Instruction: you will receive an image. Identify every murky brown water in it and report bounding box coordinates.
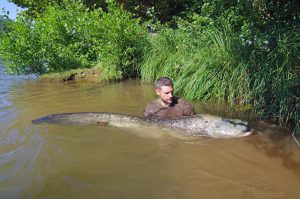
[1,64,300,199]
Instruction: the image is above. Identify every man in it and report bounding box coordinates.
[143,77,195,119]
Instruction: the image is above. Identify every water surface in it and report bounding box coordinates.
[1,64,300,199]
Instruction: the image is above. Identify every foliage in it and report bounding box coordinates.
[0,15,11,34]
[141,1,300,133]
[116,0,196,23]
[9,0,108,18]
[0,0,147,79]
[141,22,252,106]
[1,0,299,133]
[10,0,198,23]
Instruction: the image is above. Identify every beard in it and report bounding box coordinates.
[161,97,173,106]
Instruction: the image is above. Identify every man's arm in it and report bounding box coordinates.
[143,104,153,117]
[182,100,195,116]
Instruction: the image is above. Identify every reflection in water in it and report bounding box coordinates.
[0,127,44,198]
[0,65,300,198]
[246,123,300,178]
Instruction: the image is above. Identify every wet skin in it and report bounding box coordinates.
[156,85,174,107]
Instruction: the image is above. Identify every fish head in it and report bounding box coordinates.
[206,118,252,138]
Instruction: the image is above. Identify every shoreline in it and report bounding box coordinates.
[40,67,103,83]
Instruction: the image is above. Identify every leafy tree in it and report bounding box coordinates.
[117,0,196,22]
[0,15,11,34]
[9,0,107,18]
[0,0,147,78]
[10,0,197,22]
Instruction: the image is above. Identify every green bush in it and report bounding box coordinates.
[0,0,147,79]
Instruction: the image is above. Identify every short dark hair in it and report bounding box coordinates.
[155,77,173,89]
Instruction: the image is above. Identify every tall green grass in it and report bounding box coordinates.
[141,25,252,106]
[140,22,299,134]
[250,27,300,130]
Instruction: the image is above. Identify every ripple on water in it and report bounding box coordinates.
[0,126,44,198]
[1,69,300,198]
[0,65,43,197]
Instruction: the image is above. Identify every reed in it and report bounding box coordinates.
[250,27,300,128]
[141,25,252,106]
[140,23,299,133]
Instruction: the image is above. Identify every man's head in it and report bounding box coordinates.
[155,77,174,106]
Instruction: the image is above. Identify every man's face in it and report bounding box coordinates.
[156,85,173,106]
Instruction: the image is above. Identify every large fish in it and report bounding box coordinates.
[32,112,252,138]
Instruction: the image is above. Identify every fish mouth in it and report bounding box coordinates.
[240,130,253,137]
[244,125,252,133]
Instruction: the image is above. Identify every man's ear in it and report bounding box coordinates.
[155,88,160,95]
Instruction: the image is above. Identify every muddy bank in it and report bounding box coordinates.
[40,67,102,82]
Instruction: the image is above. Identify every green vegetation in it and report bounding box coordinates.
[0,15,11,34]
[141,1,299,134]
[142,25,252,105]
[142,22,299,132]
[0,0,299,133]
[0,0,147,80]
[9,0,196,22]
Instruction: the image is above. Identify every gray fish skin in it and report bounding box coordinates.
[32,112,252,138]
